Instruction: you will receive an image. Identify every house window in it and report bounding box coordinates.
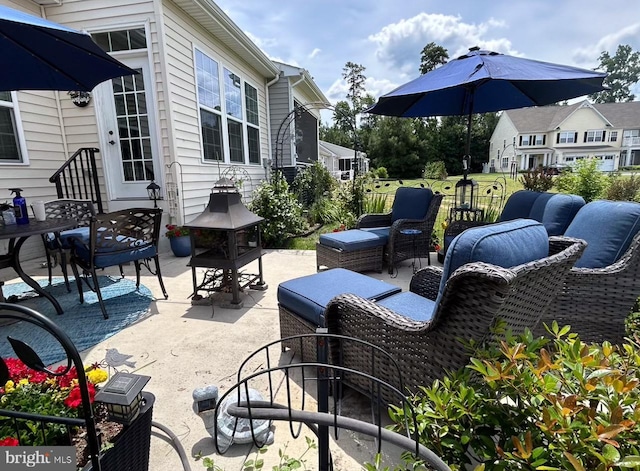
[245,83,260,164]
[0,92,24,163]
[558,131,576,144]
[534,135,545,145]
[195,49,261,164]
[501,157,509,168]
[585,130,605,142]
[92,28,147,52]
[520,135,530,146]
[609,131,618,142]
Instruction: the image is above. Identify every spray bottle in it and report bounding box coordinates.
[10,188,29,225]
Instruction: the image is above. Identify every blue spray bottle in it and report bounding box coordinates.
[10,188,29,225]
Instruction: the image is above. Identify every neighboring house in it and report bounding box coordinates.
[0,0,326,257]
[319,140,369,181]
[489,100,640,173]
[269,61,328,183]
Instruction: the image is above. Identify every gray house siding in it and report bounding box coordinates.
[269,78,293,167]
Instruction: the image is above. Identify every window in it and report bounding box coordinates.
[92,28,146,52]
[195,49,261,164]
[520,135,530,146]
[558,131,576,144]
[609,131,618,142]
[534,135,545,145]
[585,130,605,142]
[501,157,509,168]
[0,92,25,163]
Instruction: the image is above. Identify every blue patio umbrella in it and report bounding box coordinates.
[0,5,136,92]
[367,48,608,159]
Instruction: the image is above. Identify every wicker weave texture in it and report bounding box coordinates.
[535,232,640,344]
[357,194,443,274]
[325,237,586,403]
[316,242,383,273]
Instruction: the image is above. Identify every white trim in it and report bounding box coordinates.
[0,91,29,166]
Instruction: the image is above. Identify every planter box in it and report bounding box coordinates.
[83,392,155,471]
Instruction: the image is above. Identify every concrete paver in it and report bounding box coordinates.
[7,249,430,471]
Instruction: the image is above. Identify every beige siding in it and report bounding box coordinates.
[162,1,272,224]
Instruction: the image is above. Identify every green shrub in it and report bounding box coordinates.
[424,161,448,180]
[390,325,640,470]
[375,166,389,179]
[363,192,388,214]
[308,197,343,225]
[555,158,610,202]
[519,167,554,192]
[605,173,640,202]
[248,175,308,248]
[290,162,337,209]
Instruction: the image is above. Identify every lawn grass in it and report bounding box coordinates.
[288,173,525,250]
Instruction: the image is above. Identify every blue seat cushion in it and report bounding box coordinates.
[498,190,542,222]
[376,291,436,322]
[440,219,549,300]
[45,226,91,249]
[319,229,386,251]
[565,200,640,268]
[74,235,156,268]
[537,193,585,236]
[359,227,390,245]
[390,187,433,223]
[277,268,401,326]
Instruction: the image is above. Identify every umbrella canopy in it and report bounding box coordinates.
[367,48,608,158]
[0,5,136,92]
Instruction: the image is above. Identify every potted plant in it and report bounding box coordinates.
[165,224,191,257]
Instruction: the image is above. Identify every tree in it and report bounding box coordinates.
[590,44,640,103]
[419,42,449,74]
[342,62,367,113]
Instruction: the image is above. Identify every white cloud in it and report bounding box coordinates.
[368,13,520,75]
[308,48,322,59]
[572,22,640,67]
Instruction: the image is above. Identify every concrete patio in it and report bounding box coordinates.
[9,248,428,471]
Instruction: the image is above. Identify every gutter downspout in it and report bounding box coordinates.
[265,72,281,165]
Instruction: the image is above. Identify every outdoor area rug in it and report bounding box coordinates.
[0,276,154,366]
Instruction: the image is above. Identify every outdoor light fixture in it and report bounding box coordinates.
[146,180,161,208]
[95,372,151,425]
[68,90,92,107]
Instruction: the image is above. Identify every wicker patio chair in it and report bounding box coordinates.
[325,221,586,404]
[357,187,443,274]
[69,207,168,319]
[41,199,97,291]
[534,200,640,344]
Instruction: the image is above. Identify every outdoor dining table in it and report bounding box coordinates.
[0,218,76,315]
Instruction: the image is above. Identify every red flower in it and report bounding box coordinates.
[64,383,95,409]
[0,437,19,446]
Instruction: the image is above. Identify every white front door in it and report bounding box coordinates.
[95,56,161,208]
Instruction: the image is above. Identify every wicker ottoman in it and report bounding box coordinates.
[316,229,386,273]
[278,268,400,360]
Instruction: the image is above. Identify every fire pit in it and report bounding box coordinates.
[185,178,267,309]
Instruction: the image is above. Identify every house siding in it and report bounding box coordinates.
[161,0,272,223]
[269,78,293,167]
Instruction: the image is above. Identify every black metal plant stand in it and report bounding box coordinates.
[0,303,102,470]
[213,331,451,471]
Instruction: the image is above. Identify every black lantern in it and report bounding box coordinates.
[455,176,479,211]
[146,181,161,208]
[95,372,151,425]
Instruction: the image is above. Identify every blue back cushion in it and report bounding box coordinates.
[390,187,433,223]
[565,200,640,268]
[438,219,549,301]
[539,194,585,236]
[499,191,542,222]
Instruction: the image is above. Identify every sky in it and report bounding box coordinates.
[215,0,640,117]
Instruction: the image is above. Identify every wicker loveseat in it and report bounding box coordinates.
[357,187,443,273]
[442,190,585,257]
[535,200,640,344]
[325,219,586,403]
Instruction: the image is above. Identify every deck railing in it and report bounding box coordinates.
[49,147,104,214]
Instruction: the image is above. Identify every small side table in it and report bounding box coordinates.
[400,228,422,274]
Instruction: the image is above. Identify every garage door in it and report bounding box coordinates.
[600,155,615,171]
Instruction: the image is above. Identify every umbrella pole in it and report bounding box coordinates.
[463,111,472,180]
